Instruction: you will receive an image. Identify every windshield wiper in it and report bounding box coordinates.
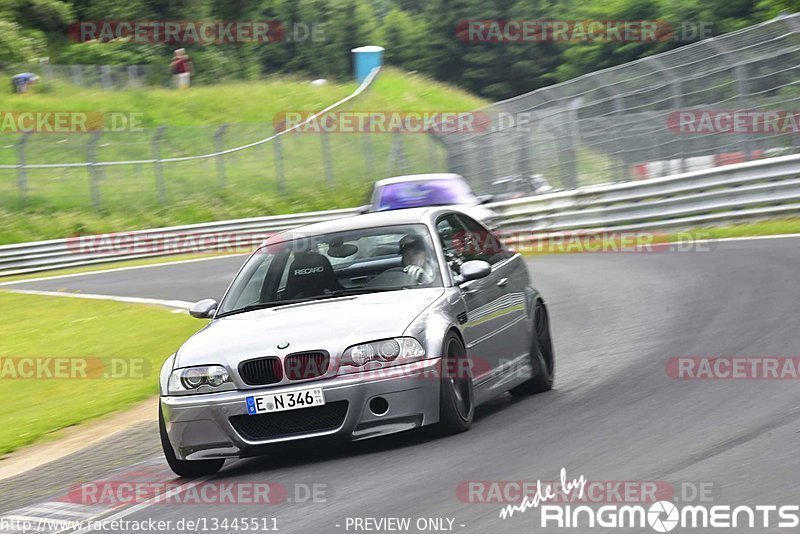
[330,287,395,296]
[216,298,321,317]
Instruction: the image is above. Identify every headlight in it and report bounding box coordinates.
[168,365,232,394]
[339,337,425,374]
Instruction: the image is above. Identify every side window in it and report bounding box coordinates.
[436,215,468,275]
[454,214,513,265]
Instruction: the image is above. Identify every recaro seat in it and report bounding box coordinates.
[283,252,344,299]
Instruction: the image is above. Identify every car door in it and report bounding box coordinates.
[453,214,531,385]
[435,214,506,389]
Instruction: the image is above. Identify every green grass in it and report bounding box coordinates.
[0,69,487,244]
[679,218,800,239]
[0,291,203,455]
[0,75,357,128]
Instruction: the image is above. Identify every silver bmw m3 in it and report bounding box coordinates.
[159,207,554,477]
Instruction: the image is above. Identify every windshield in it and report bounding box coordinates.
[217,224,442,317]
[376,178,478,211]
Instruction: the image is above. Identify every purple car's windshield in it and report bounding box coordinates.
[376,178,477,211]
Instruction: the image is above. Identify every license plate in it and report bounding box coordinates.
[246,387,325,415]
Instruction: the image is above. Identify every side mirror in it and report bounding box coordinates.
[189,298,218,319]
[454,260,492,285]
[357,204,372,214]
[477,194,494,205]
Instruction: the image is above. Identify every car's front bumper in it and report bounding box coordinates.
[161,358,441,460]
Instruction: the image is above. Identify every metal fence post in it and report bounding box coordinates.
[708,40,754,161]
[647,57,688,173]
[515,125,530,177]
[362,132,374,174]
[273,127,286,194]
[428,134,438,171]
[478,135,494,189]
[321,131,334,184]
[388,131,409,175]
[214,124,229,188]
[15,133,31,202]
[444,138,459,175]
[152,126,167,204]
[100,65,113,90]
[43,63,54,84]
[528,111,544,178]
[128,65,139,88]
[87,132,103,211]
[70,65,83,86]
[598,83,628,183]
[566,98,582,188]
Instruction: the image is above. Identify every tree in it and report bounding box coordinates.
[0,18,46,62]
[4,0,73,32]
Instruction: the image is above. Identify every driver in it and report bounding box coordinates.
[399,234,434,283]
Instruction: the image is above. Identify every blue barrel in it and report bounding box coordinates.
[352,46,385,83]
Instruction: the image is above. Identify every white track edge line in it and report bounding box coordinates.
[0,254,248,287]
[6,289,194,310]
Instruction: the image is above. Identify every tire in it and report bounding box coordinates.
[159,406,224,478]
[510,300,555,396]
[436,332,474,434]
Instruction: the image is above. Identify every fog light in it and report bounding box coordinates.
[369,396,389,416]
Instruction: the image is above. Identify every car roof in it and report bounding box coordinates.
[373,173,466,187]
[262,207,457,246]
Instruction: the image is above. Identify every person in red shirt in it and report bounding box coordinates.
[170,49,193,89]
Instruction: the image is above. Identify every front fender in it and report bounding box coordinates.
[525,285,544,326]
[159,354,177,396]
[403,288,464,360]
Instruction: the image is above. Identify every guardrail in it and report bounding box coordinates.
[1,154,799,277]
[0,208,359,277]
[492,153,800,235]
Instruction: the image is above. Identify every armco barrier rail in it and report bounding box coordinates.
[493,153,800,234]
[1,154,799,277]
[0,208,359,277]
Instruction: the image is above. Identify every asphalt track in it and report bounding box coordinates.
[3,237,800,533]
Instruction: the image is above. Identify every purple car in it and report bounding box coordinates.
[365,174,498,228]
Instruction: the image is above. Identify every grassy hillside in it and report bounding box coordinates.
[0,68,487,244]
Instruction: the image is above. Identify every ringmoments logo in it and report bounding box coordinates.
[498,469,798,531]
